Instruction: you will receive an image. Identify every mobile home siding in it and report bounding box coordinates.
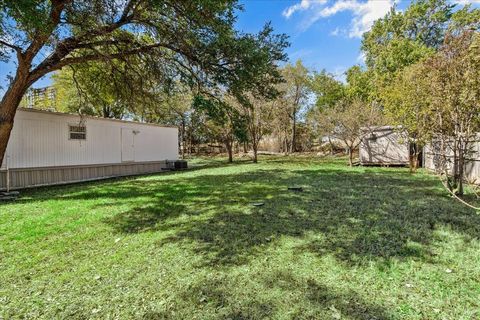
[0,108,178,190]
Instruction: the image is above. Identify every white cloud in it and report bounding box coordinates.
[356,52,366,64]
[330,27,341,36]
[348,1,394,38]
[284,0,395,38]
[289,48,314,61]
[332,66,347,83]
[282,0,327,19]
[451,0,480,5]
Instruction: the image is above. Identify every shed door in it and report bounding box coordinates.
[121,128,135,162]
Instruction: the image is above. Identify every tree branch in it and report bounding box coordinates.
[28,43,169,85]
[0,40,22,53]
[23,0,71,61]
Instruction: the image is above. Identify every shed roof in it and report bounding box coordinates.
[360,125,403,132]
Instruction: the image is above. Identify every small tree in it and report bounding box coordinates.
[193,95,248,163]
[426,31,480,195]
[319,99,383,166]
[234,94,275,163]
[382,61,433,172]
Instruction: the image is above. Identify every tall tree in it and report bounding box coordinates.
[361,0,479,91]
[0,0,287,166]
[307,70,346,154]
[280,60,310,153]
[361,0,454,78]
[237,93,275,163]
[309,70,345,110]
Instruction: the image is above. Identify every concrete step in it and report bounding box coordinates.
[0,191,20,197]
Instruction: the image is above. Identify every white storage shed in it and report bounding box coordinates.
[0,108,178,190]
[359,126,410,166]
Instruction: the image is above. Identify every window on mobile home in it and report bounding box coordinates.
[69,125,86,140]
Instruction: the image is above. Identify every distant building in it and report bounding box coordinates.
[21,86,57,110]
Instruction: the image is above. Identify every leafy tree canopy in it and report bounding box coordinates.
[309,70,345,110]
[361,0,479,78]
[0,0,289,165]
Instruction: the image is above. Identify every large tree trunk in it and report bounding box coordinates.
[290,111,296,153]
[457,140,465,196]
[0,66,31,166]
[225,139,233,163]
[252,140,258,163]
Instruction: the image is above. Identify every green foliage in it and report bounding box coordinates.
[345,65,375,102]
[381,61,432,147]
[309,70,345,110]
[281,60,310,105]
[425,31,480,137]
[277,60,311,152]
[0,0,288,112]
[0,0,52,34]
[1,156,480,318]
[53,64,128,118]
[361,0,480,91]
[358,0,480,177]
[193,95,248,145]
[450,4,480,33]
[362,0,454,75]
[382,30,480,185]
[193,96,230,126]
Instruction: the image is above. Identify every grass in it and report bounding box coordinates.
[1,155,480,319]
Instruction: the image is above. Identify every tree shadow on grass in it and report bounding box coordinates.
[13,157,477,266]
[92,163,480,267]
[145,271,393,319]
[144,272,393,320]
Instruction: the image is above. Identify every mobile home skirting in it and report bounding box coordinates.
[0,161,168,190]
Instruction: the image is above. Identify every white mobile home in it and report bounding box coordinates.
[359,126,410,166]
[0,108,178,190]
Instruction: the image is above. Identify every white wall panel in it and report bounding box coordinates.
[1,109,178,169]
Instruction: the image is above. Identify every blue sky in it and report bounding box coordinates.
[0,0,478,92]
[235,0,478,81]
[235,0,398,80]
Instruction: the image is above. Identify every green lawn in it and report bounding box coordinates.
[1,156,480,319]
